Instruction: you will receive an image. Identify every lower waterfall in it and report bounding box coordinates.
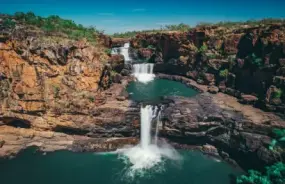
[116,105,181,177]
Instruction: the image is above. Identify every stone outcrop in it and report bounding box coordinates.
[160,93,285,170]
[131,23,285,113]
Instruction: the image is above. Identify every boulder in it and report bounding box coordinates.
[266,85,283,105]
[273,76,285,87]
[239,94,258,104]
[208,85,219,94]
[207,59,228,71]
[203,73,215,84]
[279,58,285,67]
[138,48,153,59]
[116,96,126,101]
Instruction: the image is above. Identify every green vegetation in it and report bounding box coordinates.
[9,12,102,43]
[207,54,218,59]
[219,69,229,78]
[52,85,60,98]
[88,96,95,103]
[147,45,156,50]
[236,162,285,184]
[237,129,285,184]
[2,18,16,28]
[272,89,283,99]
[104,48,112,55]
[112,29,162,38]
[112,23,191,38]
[251,53,263,67]
[269,128,285,151]
[110,70,118,77]
[164,23,191,32]
[198,18,285,28]
[111,18,285,38]
[198,44,208,53]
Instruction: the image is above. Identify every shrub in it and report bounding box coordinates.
[251,53,263,67]
[110,70,117,77]
[272,89,283,99]
[269,128,285,151]
[105,48,112,55]
[236,162,285,184]
[11,12,100,43]
[3,18,16,28]
[164,23,191,32]
[208,54,218,59]
[88,96,95,103]
[219,69,229,78]
[198,44,208,53]
[147,45,155,50]
[52,85,60,98]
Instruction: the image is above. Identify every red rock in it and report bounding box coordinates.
[138,48,153,59]
[208,85,219,94]
[240,94,258,104]
[203,73,215,84]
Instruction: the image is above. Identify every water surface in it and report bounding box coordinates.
[0,148,242,184]
[127,79,198,101]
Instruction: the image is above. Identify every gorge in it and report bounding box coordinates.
[0,12,285,184]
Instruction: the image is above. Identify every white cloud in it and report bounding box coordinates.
[132,8,146,12]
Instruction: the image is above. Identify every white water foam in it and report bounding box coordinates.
[116,105,181,178]
[132,63,155,83]
[111,43,131,62]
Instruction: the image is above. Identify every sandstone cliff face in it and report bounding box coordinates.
[131,24,285,114]
[0,24,137,156]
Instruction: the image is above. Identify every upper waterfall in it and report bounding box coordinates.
[133,63,155,83]
[111,42,131,63]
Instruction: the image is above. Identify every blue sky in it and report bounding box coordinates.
[1,0,285,34]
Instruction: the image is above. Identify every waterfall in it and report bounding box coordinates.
[140,106,153,149]
[154,106,163,145]
[132,63,155,83]
[111,43,131,63]
[116,105,181,175]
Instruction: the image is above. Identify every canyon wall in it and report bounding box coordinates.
[0,21,137,156]
[131,24,285,114]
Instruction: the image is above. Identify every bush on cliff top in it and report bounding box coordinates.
[10,12,102,43]
[112,23,191,38]
[2,18,16,28]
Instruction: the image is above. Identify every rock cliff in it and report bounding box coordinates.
[131,23,285,114]
[0,15,137,157]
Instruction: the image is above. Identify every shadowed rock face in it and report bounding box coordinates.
[159,94,285,170]
[131,24,285,113]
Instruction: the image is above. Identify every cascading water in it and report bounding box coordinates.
[116,105,181,177]
[115,42,180,178]
[132,63,155,83]
[111,43,131,63]
[154,106,163,145]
